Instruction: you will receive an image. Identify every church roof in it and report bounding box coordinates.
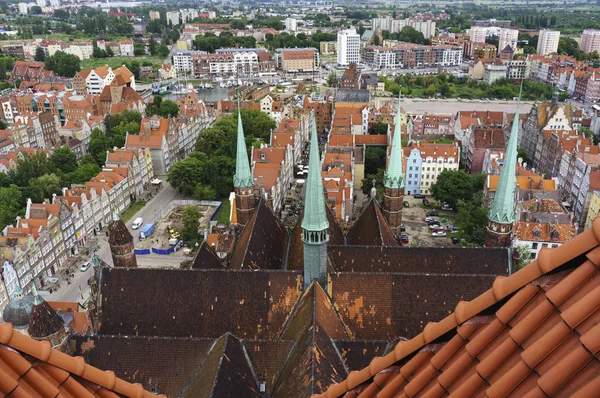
[346,200,398,246]
[317,216,600,398]
[233,109,253,188]
[191,241,225,269]
[488,101,521,224]
[27,294,65,338]
[302,112,329,233]
[230,200,288,270]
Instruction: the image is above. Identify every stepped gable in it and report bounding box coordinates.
[334,340,390,371]
[347,200,398,246]
[191,241,225,269]
[328,246,510,274]
[0,323,161,397]
[75,335,215,397]
[243,340,295,393]
[230,200,288,270]
[288,207,345,271]
[273,282,350,397]
[331,272,496,340]
[181,333,259,398]
[27,295,64,339]
[99,268,303,340]
[317,217,600,398]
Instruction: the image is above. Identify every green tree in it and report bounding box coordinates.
[67,163,101,185]
[517,147,530,165]
[27,173,62,203]
[327,72,336,87]
[158,99,180,118]
[431,170,481,210]
[49,147,78,174]
[167,157,206,196]
[34,47,45,62]
[369,122,388,135]
[180,205,202,245]
[0,185,25,231]
[193,184,217,201]
[44,51,80,77]
[88,128,112,165]
[365,146,387,175]
[9,151,55,187]
[148,37,158,56]
[515,244,533,269]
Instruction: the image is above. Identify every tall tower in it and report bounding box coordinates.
[485,98,521,247]
[383,93,405,235]
[302,112,329,290]
[108,209,137,267]
[233,107,255,226]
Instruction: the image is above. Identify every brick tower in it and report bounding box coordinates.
[108,209,137,267]
[383,93,405,235]
[485,96,521,247]
[233,106,255,226]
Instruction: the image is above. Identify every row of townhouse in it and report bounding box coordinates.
[403,141,460,196]
[190,51,276,77]
[558,151,600,227]
[125,92,215,174]
[15,39,138,61]
[361,44,463,69]
[0,147,154,303]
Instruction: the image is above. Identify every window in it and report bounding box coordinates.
[532,243,539,250]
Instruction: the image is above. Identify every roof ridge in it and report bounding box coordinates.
[315,216,600,397]
[0,323,163,398]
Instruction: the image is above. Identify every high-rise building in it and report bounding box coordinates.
[581,29,600,54]
[149,11,161,21]
[337,29,360,66]
[537,29,560,56]
[469,26,488,44]
[284,17,297,32]
[498,28,519,56]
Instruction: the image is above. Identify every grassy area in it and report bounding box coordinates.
[214,198,231,225]
[80,56,165,70]
[121,201,145,222]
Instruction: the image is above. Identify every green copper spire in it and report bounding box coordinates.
[384,92,405,189]
[302,112,329,232]
[233,106,253,188]
[488,90,521,224]
[112,207,120,222]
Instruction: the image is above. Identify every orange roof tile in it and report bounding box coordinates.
[0,322,163,397]
[271,132,295,148]
[253,162,281,189]
[316,216,600,398]
[126,134,163,149]
[488,174,556,191]
[513,222,576,242]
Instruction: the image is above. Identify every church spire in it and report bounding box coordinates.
[302,112,329,290]
[233,106,253,188]
[485,84,522,247]
[384,92,405,189]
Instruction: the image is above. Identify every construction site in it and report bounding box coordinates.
[136,204,217,249]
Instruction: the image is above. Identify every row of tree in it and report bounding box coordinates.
[194,32,257,53]
[167,110,276,200]
[264,31,337,51]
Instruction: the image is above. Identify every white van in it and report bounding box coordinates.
[132,217,143,229]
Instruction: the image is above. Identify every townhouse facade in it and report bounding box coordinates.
[361,44,462,69]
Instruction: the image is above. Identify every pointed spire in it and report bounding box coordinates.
[302,112,329,232]
[112,207,120,222]
[488,84,522,224]
[233,104,253,188]
[384,91,405,189]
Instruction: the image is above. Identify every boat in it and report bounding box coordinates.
[220,82,226,88]
[226,81,233,87]
[198,83,205,89]
[205,83,213,89]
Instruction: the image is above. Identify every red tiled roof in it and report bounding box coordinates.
[0,322,163,397]
[316,217,600,398]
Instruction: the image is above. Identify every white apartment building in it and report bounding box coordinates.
[285,17,297,32]
[469,26,488,44]
[85,68,115,95]
[119,40,134,57]
[17,2,29,15]
[537,30,560,56]
[581,30,600,54]
[374,17,436,38]
[405,142,460,195]
[498,28,519,55]
[66,42,93,60]
[337,29,360,66]
[180,9,198,23]
[173,51,206,73]
[166,11,180,26]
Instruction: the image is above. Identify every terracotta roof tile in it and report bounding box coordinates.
[346,201,398,247]
[315,216,600,398]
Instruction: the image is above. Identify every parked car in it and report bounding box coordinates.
[413,194,424,199]
[403,201,409,207]
[400,234,409,244]
[451,237,460,244]
[432,231,447,237]
[429,224,441,229]
[425,217,437,222]
[426,211,438,216]
[400,224,406,232]
[80,261,91,272]
[132,217,143,229]
[423,199,430,206]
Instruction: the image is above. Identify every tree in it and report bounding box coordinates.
[50,147,78,174]
[327,72,336,87]
[365,146,386,175]
[67,162,101,185]
[44,51,80,77]
[0,185,25,231]
[193,184,216,201]
[431,170,481,210]
[517,147,530,165]
[27,173,62,203]
[9,151,55,187]
[167,157,206,196]
[180,205,202,245]
[369,122,388,135]
[34,46,45,62]
[29,5,42,14]
[88,128,112,165]
[148,37,158,56]
[106,46,114,57]
[373,35,380,46]
[515,244,533,269]
[134,43,145,56]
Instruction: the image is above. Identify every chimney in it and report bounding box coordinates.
[529,178,534,190]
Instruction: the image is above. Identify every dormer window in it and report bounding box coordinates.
[533,229,542,238]
[550,230,560,239]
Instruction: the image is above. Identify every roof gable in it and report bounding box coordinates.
[347,201,398,247]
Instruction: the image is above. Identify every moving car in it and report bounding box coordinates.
[432,231,447,237]
[80,261,91,272]
[132,217,143,229]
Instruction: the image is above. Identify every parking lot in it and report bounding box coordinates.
[401,195,458,247]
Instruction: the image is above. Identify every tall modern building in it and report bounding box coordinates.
[498,28,519,56]
[337,29,360,66]
[581,29,600,54]
[469,26,488,44]
[537,30,561,56]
